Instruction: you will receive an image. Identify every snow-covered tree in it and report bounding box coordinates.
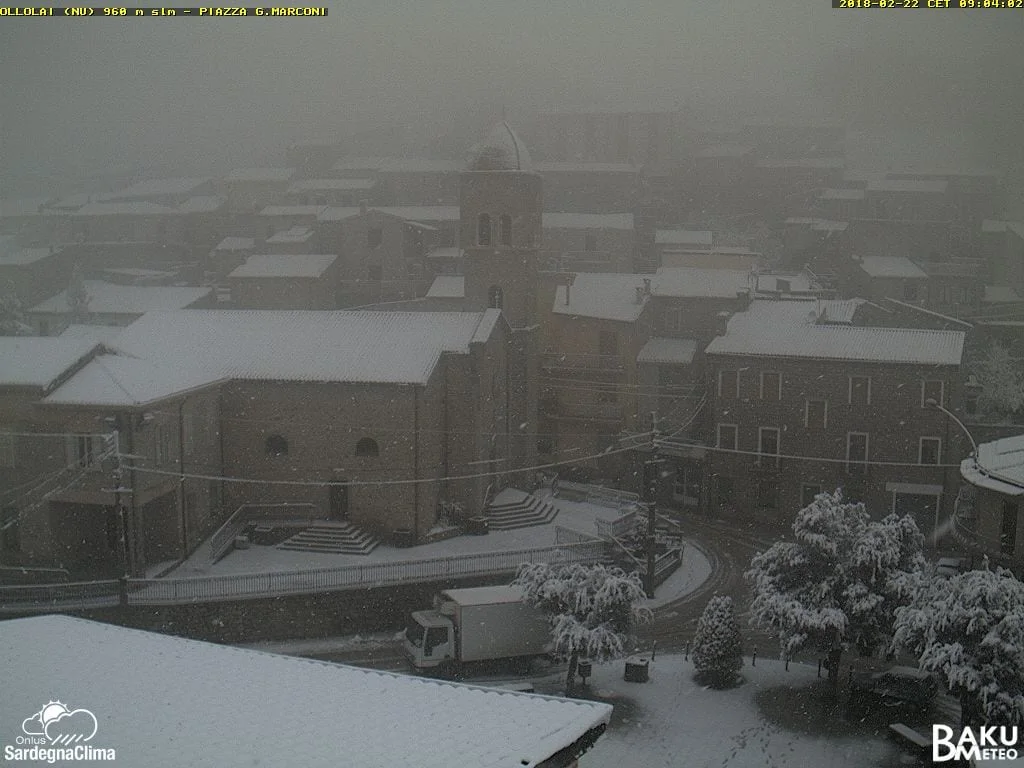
[67,264,90,322]
[745,489,926,682]
[0,291,31,336]
[892,567,1024,727]
[973,341,1024,419]
[513,562,652,693]
[692,595,743,688]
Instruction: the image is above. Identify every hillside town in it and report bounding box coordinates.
[3,6,1024,767]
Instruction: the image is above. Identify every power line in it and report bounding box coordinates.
[127,439,648,488]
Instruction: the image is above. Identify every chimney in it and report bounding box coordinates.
[715,310,732,337]
[564,284,571,306]
[635,286,644,304]
[642,277,652,295]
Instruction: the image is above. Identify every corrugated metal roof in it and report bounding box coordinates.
[553,273,649,322]
[0,615,611,768]
[44,354,223,407]
[30,282,210,315]
[961,435,1024,496]
[0,338,98,388]
[705,300,965,365]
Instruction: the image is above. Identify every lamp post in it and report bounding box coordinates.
[925,398,978,456]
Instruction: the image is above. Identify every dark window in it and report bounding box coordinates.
[903,282,919,301]
[1001,501,1018,556]
[487,286,503,310]
[719,370,739,399]
[477,213,491,246]
[850,376,870,406]
[847,432,868,474]
[758,478,778,509]
[801,484,821,508]
[717,424,737,451]
[424,627,449,656]
[922,380,944,408]
[758,427,780,466]
[760,372,780,401]
[805,400,827,429]
[265,434,288,457]
[598,331,617,357]
[584,233,598,252]
[355,437,380,457]
[499,214,512,246]
[919,437,941,465]
[367,226,383,249]
[367,265,382,281]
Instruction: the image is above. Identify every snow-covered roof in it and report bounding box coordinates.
[259,205,328,217]
[103,177,210,200]
[426,275,465,298]
[228,254,337,279]
[984,285,1022,303]
[756,273,815,293]
[177,195,225,213]
[380,158,461,173]
[961,435,1024,496]
[757,157,844,170]
[652,267,752,299]
[0,615,612,768]
[857,256,928,279]
[265,226,315,244]
[819,188,865,201]
[553,273,650,322]
[286,178,376,192]
[655,229,712,247]
[30,282,211,315]
[543,213,634,231]
[705,300,965,365]
[223,167,296,183]
[536,162,639,173]
[637,337,697,365]
[818,298,867,324]
[0,338,98,389]
[214,236,255,251]
[59,324,124,345]
[867,179,948,194]
[44,354,224,407]
[468,122,533,172]
[72,201,177,216]
[319,206,460,223]
[110,309,503,385]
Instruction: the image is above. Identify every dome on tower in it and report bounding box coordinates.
[467,121,533,172]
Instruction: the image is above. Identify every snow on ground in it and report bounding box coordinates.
[171,492,708,581]
[532,656,902,768]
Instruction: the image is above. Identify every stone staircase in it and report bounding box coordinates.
[484,490,559,531]
[275,522,380,555]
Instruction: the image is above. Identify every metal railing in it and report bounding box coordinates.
[595,509,639,540]
[556,480,640,510]
[127,540,608,605]
[0,579,121,612]
[208,503,320,563]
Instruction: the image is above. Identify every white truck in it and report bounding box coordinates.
[403,585,552,674]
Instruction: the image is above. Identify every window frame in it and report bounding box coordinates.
[265,433,289,458]
[499,214,512,246]
[477,213,492,246]
[804,399,827,429]
[919,436,942,465]
[757,426,780,467]
[921,379,945,409]
[355,437,380,458]
[849,375,871,406]
[0,430,15,468]
[717,423,738,451]
[846,431,869,474]
[760,371,781,401]
[718,369,739,400]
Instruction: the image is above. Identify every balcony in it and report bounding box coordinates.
[541,351,624,374]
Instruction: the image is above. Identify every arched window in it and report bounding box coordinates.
[355,437,380,457]
[499,214,512,246]
[488,286,504,310]
[265,434,288,457]
[477,213,491,246]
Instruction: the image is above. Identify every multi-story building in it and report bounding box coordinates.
[702,298,968,536]
[541,212,636,273]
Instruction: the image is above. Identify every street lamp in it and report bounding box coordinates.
[925,398,978,456]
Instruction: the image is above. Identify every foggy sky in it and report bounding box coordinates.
[2,1,1022,196]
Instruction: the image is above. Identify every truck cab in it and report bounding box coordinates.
[404,610,454,670]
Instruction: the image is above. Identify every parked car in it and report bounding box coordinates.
[850,666,939,712]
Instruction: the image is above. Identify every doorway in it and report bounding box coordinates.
[329,482,349,520]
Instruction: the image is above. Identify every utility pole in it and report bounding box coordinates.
[643,411,660,599]
[102,428,132,602]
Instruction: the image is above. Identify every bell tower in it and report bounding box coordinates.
[461,122,541,471]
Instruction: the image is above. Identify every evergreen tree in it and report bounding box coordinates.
[692,595,743,688]
[0,291,31,336]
